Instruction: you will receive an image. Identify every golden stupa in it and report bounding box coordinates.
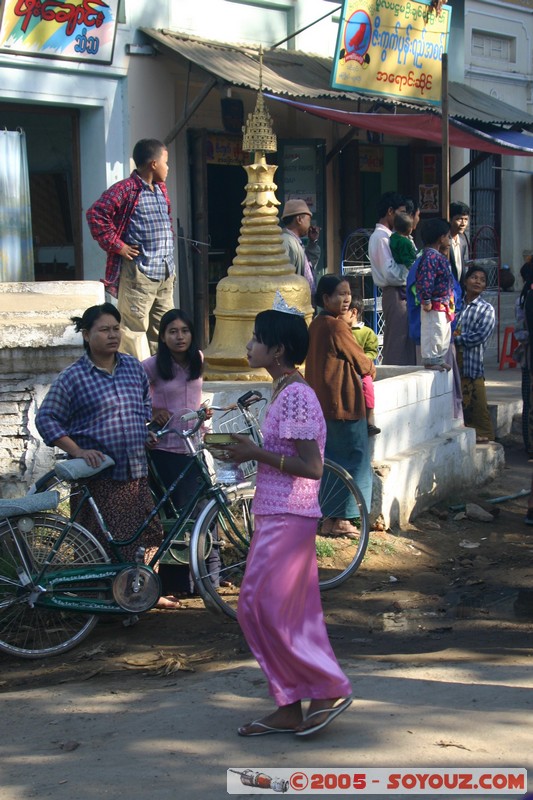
[203,51,312,380]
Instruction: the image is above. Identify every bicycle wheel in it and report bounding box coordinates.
[190,487,255,620]
[0,513,109,659]
[316,459,369,590]
[191,462,369,618]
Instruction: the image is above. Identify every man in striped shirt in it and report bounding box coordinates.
[87,139,176,360]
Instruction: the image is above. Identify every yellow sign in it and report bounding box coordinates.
[331,0,452,105]
[206,134,244,166]
[0,0,119,63]
[359,145,384,171]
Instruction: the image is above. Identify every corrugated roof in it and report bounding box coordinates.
[447,82,533,125]
[140,29,533,126]
[139,29,422,109]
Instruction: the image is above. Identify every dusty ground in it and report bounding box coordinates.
[1,441,533,691]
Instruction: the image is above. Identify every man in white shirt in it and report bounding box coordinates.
[368,191,416,365]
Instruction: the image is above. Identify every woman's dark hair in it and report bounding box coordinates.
[421,218,450,247]
[254,310,309,367]
[464,265,487,284]
[71,303,121,352]
[519,261,533,308]
[315,274,347,308]
[156,309,202,381]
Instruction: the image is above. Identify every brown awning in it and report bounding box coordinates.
[140,28,533,126]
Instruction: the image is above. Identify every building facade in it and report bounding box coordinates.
[1,0,532,339]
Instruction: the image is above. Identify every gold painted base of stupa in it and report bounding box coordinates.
[203,155,313,381]
[203,272,311,380]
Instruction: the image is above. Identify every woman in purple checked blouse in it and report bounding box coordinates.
[36,303,164,572]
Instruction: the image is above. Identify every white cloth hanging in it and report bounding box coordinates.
[0,129,34,282]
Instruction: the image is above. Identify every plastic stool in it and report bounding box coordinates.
[499,326,519,370]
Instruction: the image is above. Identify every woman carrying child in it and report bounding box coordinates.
[343,276,380,436]
[220,295,352,737]
[306,275,375,536]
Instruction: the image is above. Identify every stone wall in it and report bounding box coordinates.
[0,281,104,498]
[0,282,504,524]
[0,352,505,524]
[0,346,84,498]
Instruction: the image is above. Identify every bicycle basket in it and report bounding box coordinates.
[210,407,261,483]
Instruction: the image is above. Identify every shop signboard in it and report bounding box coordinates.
[0,0,119,63]
[206,133,244,166]
[331,0,452,105]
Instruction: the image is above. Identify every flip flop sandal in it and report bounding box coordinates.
[238,720,297,737]
[295,696,353,737]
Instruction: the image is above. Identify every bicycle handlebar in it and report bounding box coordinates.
[154,390,264,441]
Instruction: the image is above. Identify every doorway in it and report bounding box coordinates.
[189,129,247,346]
[0,104,82,281]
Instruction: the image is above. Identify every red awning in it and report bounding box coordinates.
[267,95,533,156]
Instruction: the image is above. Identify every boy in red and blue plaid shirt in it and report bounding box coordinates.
[87,139,175,361]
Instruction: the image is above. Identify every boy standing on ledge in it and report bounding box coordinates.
[87,139,176,361]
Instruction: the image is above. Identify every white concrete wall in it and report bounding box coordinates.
[464,0,533,270]
[172,0,340,55]
[0,320,502,526]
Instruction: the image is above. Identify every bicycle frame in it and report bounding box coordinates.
[28,394,264,617]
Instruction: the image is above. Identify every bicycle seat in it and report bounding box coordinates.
[55,455,115,482]
[0,490,59,518]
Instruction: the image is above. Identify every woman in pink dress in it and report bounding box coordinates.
[221,303,352,737]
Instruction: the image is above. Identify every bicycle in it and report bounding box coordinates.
[141,399,370,616]
[1,392,263,658]
[1,394,368,657]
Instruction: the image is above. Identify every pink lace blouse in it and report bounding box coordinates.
[252,383,326,517]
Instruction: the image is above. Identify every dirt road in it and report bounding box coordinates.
[1,442,532,799]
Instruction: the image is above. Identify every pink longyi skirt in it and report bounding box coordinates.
[237,513,352,707]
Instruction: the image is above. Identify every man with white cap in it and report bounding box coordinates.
[280,199,321,294]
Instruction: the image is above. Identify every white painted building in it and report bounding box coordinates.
[462,0,533,268]
[1,0,532,334]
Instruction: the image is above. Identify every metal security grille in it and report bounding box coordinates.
[469,151,501,288]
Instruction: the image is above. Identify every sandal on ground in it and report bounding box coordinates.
[238,720,297,737]
[295,697,353,737]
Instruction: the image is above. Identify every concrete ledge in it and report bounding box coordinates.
[0,282,104,349]
[203,380,505,528]
[373,431,504,527]
[490,399,522,440]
